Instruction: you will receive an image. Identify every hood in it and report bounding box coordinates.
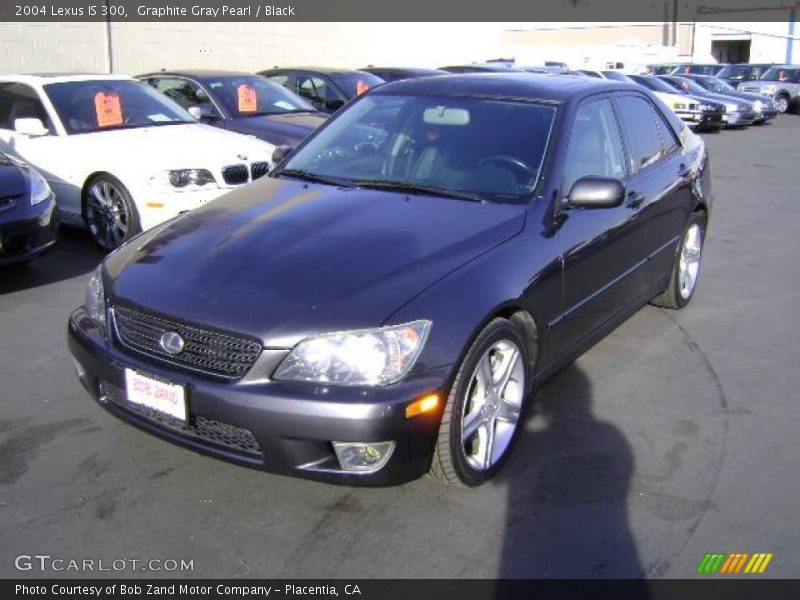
[721,90,774,105]
[653,91,697,108]
[70,123,273,170]
[105,178,526,345]
[0,155,27,199]
[225,111,328,146]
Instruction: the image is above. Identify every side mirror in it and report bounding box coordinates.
[272,145,294,165]
[566,176,625,209]
[14,118,49,137]
[324,98,345,111]
[187,105,215,121]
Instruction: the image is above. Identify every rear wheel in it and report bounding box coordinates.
[651,211,707,309]
[83,174,140,251]
[430,318,530,487]
[774,94,790,114]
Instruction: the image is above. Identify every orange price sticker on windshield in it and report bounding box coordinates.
[355,80,370,95]
[94,91,123,127]
[237,84,257,112]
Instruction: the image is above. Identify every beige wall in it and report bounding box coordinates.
[0,22,108,72]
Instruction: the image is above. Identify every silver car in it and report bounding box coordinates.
[738,65,800,113]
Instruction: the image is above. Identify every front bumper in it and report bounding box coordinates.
[754,109,779,122]
[686,110,725,130]
[723,111,757,126]
[136,186,237,232]
[67,308,449,486]
[0,194,58,266]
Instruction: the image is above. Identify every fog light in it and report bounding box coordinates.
[332,441,395,472]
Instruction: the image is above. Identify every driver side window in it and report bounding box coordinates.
[148,77,215,114]
[0,83,53,133]
[563,98,626,194]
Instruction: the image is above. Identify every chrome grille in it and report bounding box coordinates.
[250,161,270,180]
[112,306,262,379]
[222,164,249,185]
[99,381,262,457]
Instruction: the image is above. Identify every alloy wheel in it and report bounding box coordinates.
[460,339,525,471]
[86,180,130,249]
[678,223,703,300]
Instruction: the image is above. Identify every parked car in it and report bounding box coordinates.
[681,74,778,123]
[658,75,757,126]
[628,74,725,131]
[69,74,711,487]
[716,63,773,86]
[646,64,682,75]
[671,64,726,76]
[439,64,528,73]
[0,74,274,250]
[577,69,605,78]
[361,67,447,82]
[736,64,800,113]
[137,70,328,147]
[0,153,58,266]
[259,67,384,114]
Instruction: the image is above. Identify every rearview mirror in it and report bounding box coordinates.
[272,145,294,165]
[187,105,215,120]
[14,118,49,137]
[566,177,625,209]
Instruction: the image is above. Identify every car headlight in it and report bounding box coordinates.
[673,102,687,110]
[149,169,217,189]
[753,99,763,111]
[85,266,106,329]
[274,320,432,386]
[725,102,740,113]
[29,167,52,205]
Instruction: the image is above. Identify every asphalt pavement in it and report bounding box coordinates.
[1,116,799,579]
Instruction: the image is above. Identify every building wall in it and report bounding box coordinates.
[0,22,108,72]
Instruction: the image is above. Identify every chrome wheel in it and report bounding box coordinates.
[86,180,131,249]
[775,96,789,113]
[460,339,525,471]
[678,223,703,300]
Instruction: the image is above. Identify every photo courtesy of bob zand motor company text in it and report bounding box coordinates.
[1,0,799,598]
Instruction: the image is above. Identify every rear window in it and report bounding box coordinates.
[616,96,666,171]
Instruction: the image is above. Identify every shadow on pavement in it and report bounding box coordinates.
[495,363,649,589]
[0,227,104,294]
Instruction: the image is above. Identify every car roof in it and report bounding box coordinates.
[363,67,446,75]
[0,73,134,85]
[372,73,636,103]
[261,67,369,75]
[137,69,259,79]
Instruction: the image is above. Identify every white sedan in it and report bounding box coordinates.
[0,74,275,249]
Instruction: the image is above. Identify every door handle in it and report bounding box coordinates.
[626,191,644,209]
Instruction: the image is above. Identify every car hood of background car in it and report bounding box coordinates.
[0,154,27,199]
[105,177,526,345]
[67,123,273,171]
[226,111,328,146]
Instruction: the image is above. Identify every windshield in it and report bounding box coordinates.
[703,78,735,93]
[44,80,194,134]
[718,65,763,80]
[205,75,315,117]
[670,78,708,95]
[329,72,384,98]
[279,94,556,202]
[633,76,679,94]
[761,67,799,81]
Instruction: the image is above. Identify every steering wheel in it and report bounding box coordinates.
[478,155,535,183]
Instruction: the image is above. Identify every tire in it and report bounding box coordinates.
[651,211,707,310]
[430,317,531,487]
[83,174,141,251]
[774,94,790,114]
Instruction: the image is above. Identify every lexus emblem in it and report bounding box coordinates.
[159,331,185,355]
[237,154,248,161]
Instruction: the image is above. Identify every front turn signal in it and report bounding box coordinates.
[406,393,440,418]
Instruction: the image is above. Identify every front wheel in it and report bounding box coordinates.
[83,174,141,251]
[430,318,530,487]
[651,211,707,309]
[774,94,790,114]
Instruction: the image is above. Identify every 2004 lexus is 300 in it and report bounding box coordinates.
[68,74,711,487]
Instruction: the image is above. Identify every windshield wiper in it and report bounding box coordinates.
[276,168,353,187]
[354,180,484,203]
